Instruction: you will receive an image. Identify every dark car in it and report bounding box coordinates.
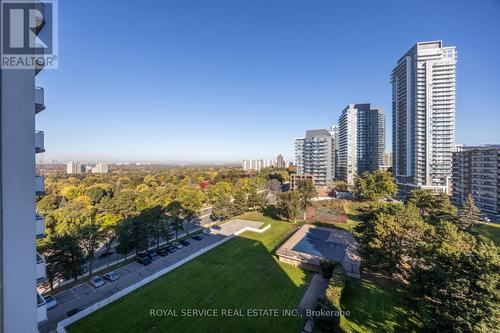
[211,225,222,230]
[166,246,176,253]
[98,251,114,259]
[67,308,81,317]
[156,246,169,256]
[147,249,159,260]
[135,252,152,266]
[192,235,203,241]
[180,239,190,246]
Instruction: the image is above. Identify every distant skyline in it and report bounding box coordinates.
[36,0,500,163]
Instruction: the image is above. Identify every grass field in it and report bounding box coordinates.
[339,278,422,333]
[474,222,500,246]
[68,213,311,333]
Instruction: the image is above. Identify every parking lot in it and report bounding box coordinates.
[39,233,227,333]
[213,219,263,236]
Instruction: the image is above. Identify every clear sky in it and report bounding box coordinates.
[36,0,500,164]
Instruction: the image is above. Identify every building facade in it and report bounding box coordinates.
[451,145,500,215]
[92,163,109,174]
[0,1,48,330]
[295,128,337,187]
[392,41,457,196]
[338,104,385,184]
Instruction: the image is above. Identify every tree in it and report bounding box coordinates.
[231,188,247,216]
[76,209,105,276]
[247,188,265,212]
[97,213,121,267]
[409,189,457,224]
[177,186,206,237]
[353,170,397,201]
[42,234,85,284]
[297,179,317,220]
[333,180,349,192]
[276,191,301,222]
[265,179,281,196]
[166,201,184,240]
[116,218,135,261]
[409,224,499,332]
[36,194,59,214]
[207,182,233,220]
[357,203,433,279]
[458,194,481,231]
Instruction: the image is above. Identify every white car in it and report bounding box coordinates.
[90,275,105,288]
[481,216,491,222]
[172,242,183,249]
[103,271,120,282]
[44,295,57,310]
[202,228,212,235]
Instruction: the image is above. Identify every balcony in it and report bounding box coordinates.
[35,175,44,195]
[35,130,45,153]
[36,215,46,239]
[37,293,47,323]
[36,252,46,283]
[35,86,45,113]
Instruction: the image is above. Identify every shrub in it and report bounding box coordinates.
[313,297,340,332]
[319,259,336,279]
[325,265,347,308]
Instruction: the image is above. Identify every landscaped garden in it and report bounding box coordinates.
[68,213,311,333]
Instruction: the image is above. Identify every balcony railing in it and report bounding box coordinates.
[35,175,44,194]
[36,252,46,283]
[35,130,45,153]
[37,293,47,323]
[35,86,45,113]
[36,215,46,239]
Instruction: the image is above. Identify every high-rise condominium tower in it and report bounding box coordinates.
[338,104,385,185]
[295,128,337,187]
[392,41,457,196]
[0,1,49,330]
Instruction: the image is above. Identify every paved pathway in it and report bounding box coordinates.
[297,273,329,314]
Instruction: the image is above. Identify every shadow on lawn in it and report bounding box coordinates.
[340,278,421,333]
[68,234,310,333]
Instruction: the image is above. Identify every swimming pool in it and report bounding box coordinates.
[291,228,347,262]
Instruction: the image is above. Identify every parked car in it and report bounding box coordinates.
[43,295,57,310]
[98,251,114,259]
[156,246,169,256]
[211,224,222,230]
[90,275,105,288]
[481,216,491,222]
[166,245,176,253]
[135,252,152,266]
[172,242,183,249]
[66,308,81,317]
[180,239,190,246]
[192,235,203,241]
[202,228,212,235]
[147,249,159,260]
[103,271,120,282]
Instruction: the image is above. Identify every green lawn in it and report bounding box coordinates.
[68,214,311,333]
[339,278,422,333]
[474,222,500,246]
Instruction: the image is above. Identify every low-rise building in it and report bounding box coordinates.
[451,145,500,215]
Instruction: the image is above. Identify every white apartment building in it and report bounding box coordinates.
[66,161,87,174]
[392,41,457,196]
[295,128,337,187]
[338,104,385,185]
[0,1,48,330]
[92,162,109,174]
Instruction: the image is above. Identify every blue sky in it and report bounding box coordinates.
[36,0,500,163]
